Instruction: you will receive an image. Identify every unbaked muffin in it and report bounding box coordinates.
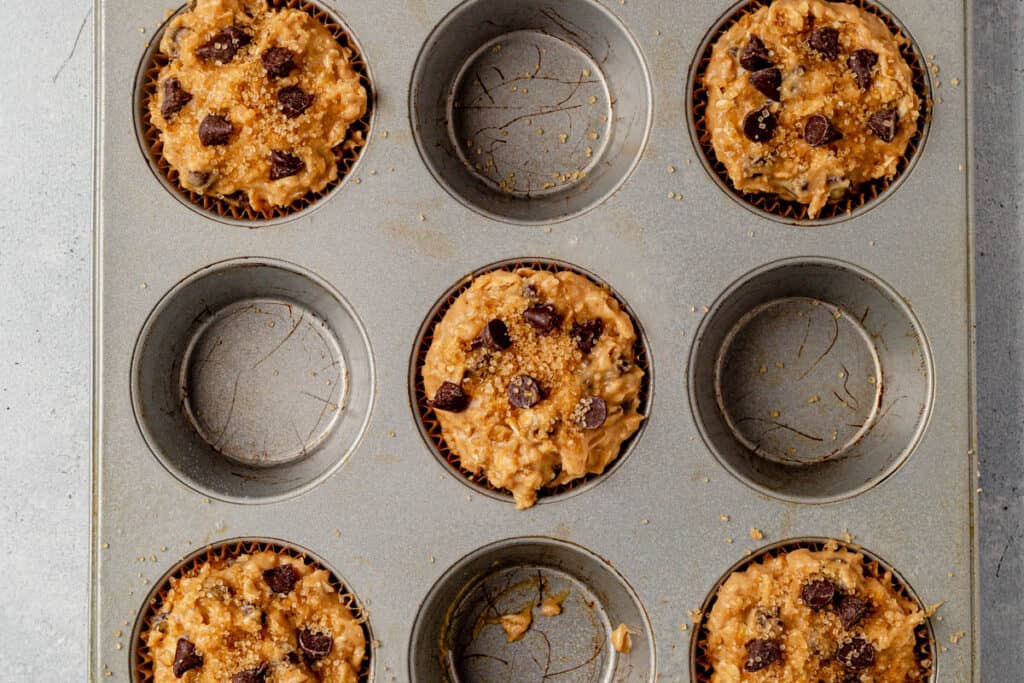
[702,0,920,218]
[143,550,366,682]
[704,543,930,682]
[149,0,367,212]
[421,267,645,509]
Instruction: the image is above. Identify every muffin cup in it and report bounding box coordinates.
[690,537,935,681]
[409,537,655,682]
[135,0,374,226]
[132,537,374,682]
[687,0,932,225]
[409,258,653,506]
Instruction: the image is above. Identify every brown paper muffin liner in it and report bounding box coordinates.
[133,538,372,682]
[690,538,935,682]
[139,0,373,223]
[412,259,652,502]
[691,0,931,223]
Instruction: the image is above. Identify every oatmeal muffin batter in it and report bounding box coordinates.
[149,0,367,211]
[144,550,366,682]
[705,544,928,682]
[422,268,645,509]
[703,0,920,218]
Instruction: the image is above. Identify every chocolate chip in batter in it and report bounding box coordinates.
[523,304,563,335]
[742,106,777,143]
[195,25,251,64]
[868,108,899,142]
[749,67,782,101]
[848,49,878,89]
[837,594,872,629]
[198,114,233,146]
[232,664,268,683]
[800,578,837,610]
[744,638,782,672]
[160,78,192,119]
[297,628,333,660]
[837,637,876,670]
[740,35,773,71]
[269,150,306,180]
[570,319,604,354]
[263,564,298,594]
[509,375,544,408]
[573,396,607,430]
[804,114,842,146]
[172,637,203,677]
[808,27,840,60]
[472,319,511,351]
[186,170,214,191]
[262,47,297,78]
[278,85,314,119]
[429,381,469,412]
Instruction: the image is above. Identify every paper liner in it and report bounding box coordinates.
[690,538,935,681]
[133,538,372,682]
[691,0,931,222]
[412,259,652,502]
[139,0,372,223]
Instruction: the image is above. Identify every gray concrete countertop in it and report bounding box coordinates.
[0,0,1019,679]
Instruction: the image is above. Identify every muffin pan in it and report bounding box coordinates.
[93,0,978,680]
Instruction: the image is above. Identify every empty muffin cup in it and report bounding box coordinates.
[691,538,935,682]
[410,258,653,506]
[409,537,654,682]
[689,258,932,502]
[410,0,652,225]
[688,0,931,224]
[132,258,374,503]
[132,537,374,682]
[135,0,373,225]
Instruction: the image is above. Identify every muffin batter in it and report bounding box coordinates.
[144,550,366,682]
[703,0,920,218]
[149,0,367,211]
[705,544,928,682]
[422,268,645,509]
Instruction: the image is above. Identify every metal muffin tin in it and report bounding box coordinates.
[92,0,978,680]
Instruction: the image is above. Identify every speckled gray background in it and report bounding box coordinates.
[0,0,1019,680]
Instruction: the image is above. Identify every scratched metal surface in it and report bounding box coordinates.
[88,0,982,681]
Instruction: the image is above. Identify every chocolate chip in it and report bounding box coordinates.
[848,49,878,89]
[523,304,563,335]
[749,67,782,101]
[232,664,268,683]
[509,375,544,408]
[808,27,840,60]
[744,638,782,672]
[740,35,772,71]
[186,170,214,192]
[755,606,784,637]
[262,47,297,78]
[837,637,876,670]
[269,150,306,180]
[160,78,192,119]
[198,114,233,146]
[837,594,872,629]
[297,628,333,660]
[263,564,298,594]
[800,578,837,610]
[172,638,203,678]
[804,114,842,146]
[868,108,899,142]
[195,25,251,63]
[742,106,777,143]
[570,319,604,354]
[278,85,314,119]
[573,396,607,430]
[429,381,469,412]
[472,319,511,351]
